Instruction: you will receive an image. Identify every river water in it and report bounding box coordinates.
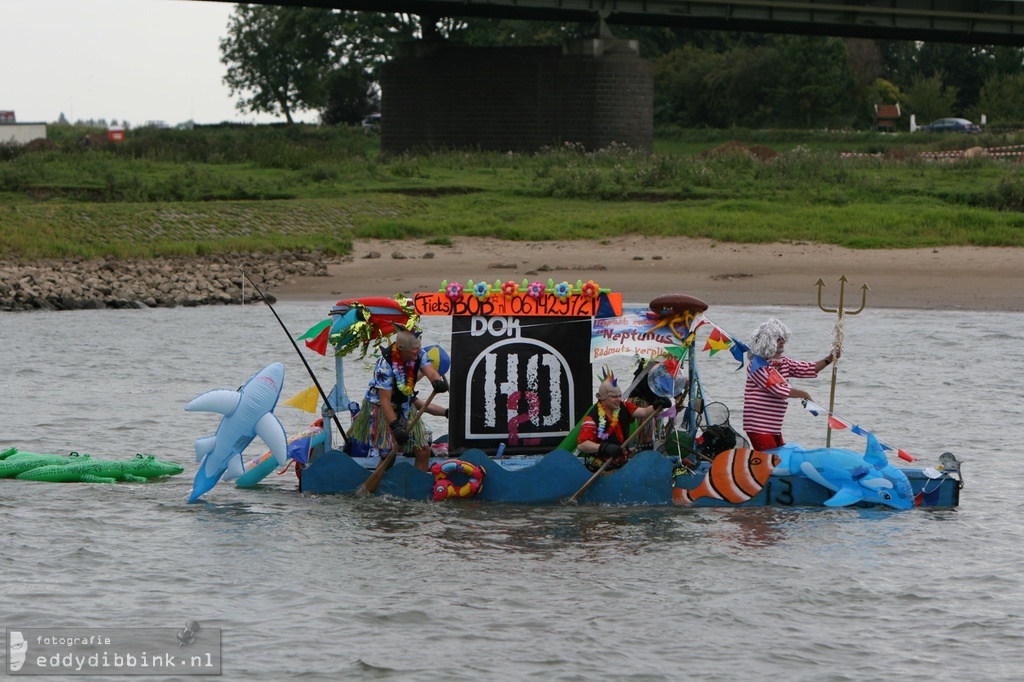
[2,301,1022,681]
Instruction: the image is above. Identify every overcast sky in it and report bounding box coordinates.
[2,0,317,126]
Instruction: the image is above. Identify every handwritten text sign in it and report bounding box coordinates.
[416,292,621,317]
[591,309,676,360]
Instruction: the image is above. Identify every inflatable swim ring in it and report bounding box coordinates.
[649,294,709,317]
[429,459,485,501]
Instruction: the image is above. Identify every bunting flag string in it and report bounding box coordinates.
[801,399,918,462]
[694,314,750,369]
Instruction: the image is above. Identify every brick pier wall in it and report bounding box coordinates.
[380,43,653,153]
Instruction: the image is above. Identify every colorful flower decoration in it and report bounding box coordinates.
[445,281,463,302]
[501,280,519,298]
[526,281,545,299]
[580,280,600,299]
[473,281,492,301]
[553,281,571,301]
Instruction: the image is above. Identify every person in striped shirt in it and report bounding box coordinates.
[743,319,838,451]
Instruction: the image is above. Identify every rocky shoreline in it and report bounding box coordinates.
[0,251,335,312]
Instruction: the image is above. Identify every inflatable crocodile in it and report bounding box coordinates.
[0,451,92,478]
[16,454,184,483]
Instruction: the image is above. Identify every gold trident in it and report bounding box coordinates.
[816,275,868,447]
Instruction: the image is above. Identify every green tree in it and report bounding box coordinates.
[321,68,379,126]
[653,45,727,126]
[704,45,783,127]
[220,4,344,123]
[977,73,1024,124]
[915,42,991,113]
[906,72,959,124]
[773,36,855,127]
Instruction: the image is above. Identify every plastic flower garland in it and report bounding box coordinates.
[445,282,463,302]
[472,281,491,301]
[438,278,610,300]
[553,281,572,301]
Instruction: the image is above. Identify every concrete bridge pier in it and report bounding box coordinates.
[380,27,653,153]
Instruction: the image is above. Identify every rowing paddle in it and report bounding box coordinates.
[567,359,686,504]
[567,408,664,504]
[356,387,438,497]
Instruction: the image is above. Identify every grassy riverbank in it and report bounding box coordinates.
[2,124,1023,261]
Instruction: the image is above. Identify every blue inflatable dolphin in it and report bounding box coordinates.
[775,434,915,510]
[185,362,289,503]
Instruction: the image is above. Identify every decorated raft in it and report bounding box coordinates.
[280,281,962,508]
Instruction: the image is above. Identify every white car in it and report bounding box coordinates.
[361,114,381,134]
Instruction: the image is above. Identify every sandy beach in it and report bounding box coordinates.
[272,236,1023,312]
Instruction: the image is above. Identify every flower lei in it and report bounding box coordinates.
[595,402,620,441]
[390,346,417,396]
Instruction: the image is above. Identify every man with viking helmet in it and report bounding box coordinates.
[576,368,670,472]
[350,328,449,471]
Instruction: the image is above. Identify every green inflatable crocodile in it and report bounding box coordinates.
[15,454,184,483]
[0,451,93,478]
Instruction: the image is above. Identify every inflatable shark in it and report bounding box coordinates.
[185,362,288,503]
[774,434,915,510]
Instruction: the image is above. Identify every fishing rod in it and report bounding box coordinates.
[241,271,352,449]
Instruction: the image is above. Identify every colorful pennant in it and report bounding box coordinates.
[298,319,332,356]
[801,400,920,462]
[282,386,319,413]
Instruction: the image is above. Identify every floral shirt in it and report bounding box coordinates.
[363,347,433,415]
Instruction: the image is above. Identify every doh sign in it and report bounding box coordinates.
[446,315,593,455]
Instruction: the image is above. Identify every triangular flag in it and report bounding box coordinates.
[283,386,319,413]
[827,415,849,430]
[749,355,768,373]
[703,327,733,355]
[765,367,785,388]
[298,319,331,340]
[286,435,312,465]
[897,449,918,462]
[850,424,869,437]
[729,338,750,368]
[665,345,688,360]
[304,325,331,355]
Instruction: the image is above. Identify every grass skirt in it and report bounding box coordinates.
[350,400,429,456]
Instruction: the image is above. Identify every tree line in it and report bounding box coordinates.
[220,4,1024,129]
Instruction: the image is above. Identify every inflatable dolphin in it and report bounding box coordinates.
[185,362,288,503]
[775,434,915,510]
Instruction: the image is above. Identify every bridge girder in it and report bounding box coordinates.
[212,0,1024,47]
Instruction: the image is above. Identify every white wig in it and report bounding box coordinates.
[748,318,791,358]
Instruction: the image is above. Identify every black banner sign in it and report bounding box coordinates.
[448,315,592,454]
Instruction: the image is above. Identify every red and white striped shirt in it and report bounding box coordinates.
[742,357,818,435]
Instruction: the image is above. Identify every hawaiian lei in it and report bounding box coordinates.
[595,403,620,441]
[391,347,417,396]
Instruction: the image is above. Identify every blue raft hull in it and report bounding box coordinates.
[299,448,961,508]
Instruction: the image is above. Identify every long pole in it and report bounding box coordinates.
[356,388,438,497]
[816,275,867,447]
[567,408,664,504]
[242,271,351,448]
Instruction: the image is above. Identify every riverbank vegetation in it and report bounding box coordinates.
[2,124,1023,261]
